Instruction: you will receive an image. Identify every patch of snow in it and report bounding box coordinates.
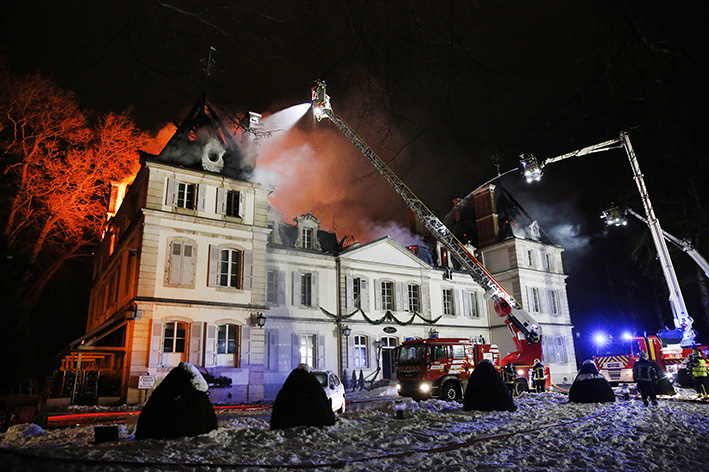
[179,362,208,392]
[2,388,709,471]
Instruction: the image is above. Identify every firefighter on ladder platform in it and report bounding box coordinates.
[689,352,708,399]
[532,359,546,393]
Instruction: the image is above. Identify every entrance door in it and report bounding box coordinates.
[381,337,398,380]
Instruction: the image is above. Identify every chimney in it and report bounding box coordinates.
[473,184,499,247]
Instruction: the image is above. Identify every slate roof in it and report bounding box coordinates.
[273,224,341,254]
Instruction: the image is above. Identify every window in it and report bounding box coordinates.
[301,227,314,249]
[219,249,242,288]
[440,247,449,267]
[544,253,554,272]
[353,335,368,367]
[266,270,278,304]
[381,281,394,310]
[544,335,568,363]
[467,291,479,317]
[407,284,420,312]
[548,289,559,315]
[177,182,196,209]
[265,330,278,371]
[528,287,541,313]
[225,190,241,217]
[443,288,454,316]
[526,249,535,267]
[169,241,194,285]
[431,345,448,361]
[353,277,362,308]
[217,324,239,354]
[163,321,186,353]
[299,334,317,368]
[300,273,313,306]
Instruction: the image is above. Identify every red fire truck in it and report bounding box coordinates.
[593,335,707,385]
[396,337,499,400]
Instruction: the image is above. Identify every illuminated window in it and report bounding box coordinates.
[163,321,186,353]
[543,335,568,363]
[440,247,449,267]
[381,281,394,310]
[299,334,317,368]
[217,324,239,354]
[225,190,240,217]
[219,249,242,288]
[443,288,454,316]
[407,284,420,312]
[176,182,196,209]
[353,335,368,367]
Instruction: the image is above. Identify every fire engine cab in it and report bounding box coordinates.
[395,337,499,401]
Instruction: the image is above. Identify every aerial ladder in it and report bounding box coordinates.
[311,80,542,366]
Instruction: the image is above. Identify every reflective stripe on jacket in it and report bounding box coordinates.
[532,365,545,381]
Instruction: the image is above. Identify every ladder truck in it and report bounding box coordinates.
[311,81,547,385]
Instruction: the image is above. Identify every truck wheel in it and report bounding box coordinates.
[440,381,461,401]
[514,378,529,396]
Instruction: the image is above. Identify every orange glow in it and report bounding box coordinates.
[141,123,177,155]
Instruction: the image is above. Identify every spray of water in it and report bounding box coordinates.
[260,103,311,133]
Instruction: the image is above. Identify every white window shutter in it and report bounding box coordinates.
[374,280,382,310]
[345,276,353,309]
[208,245,219,287]
[183,243,194,285]
[404,284,411,312]
[243,251,253,290]
[311,272,319,307]
[317,335,325,370]
[189,322,203,366]
[238,191,244,218]
[215,187,226,215]
[395,282,404,311]
[204,323,217,367]
[277,270,286,305]
[291,333,300,369]
[358,278,368,311]
[292,271,301,305]
[196,184,206,211]
[169,242,182,284]
[149,319,164,367]
[421,282,429,315]
[463,290,471,317]
[165,178,177,206]
[241,325,251,365]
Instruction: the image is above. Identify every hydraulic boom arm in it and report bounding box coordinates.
[312,81,541,360]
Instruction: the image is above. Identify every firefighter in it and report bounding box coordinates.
[633,352,660,406]
[532,359,546,393]
[690,352,709,398]
[502,363,517,395]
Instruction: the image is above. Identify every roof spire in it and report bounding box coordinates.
[201,46,217,92]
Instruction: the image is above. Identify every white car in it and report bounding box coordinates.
[312,370,346,414]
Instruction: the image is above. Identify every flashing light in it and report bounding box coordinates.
[519,154,543,182]
[594,333,608,345]
[622,332,633,341]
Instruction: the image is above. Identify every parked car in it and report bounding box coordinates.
[312,370,346,414]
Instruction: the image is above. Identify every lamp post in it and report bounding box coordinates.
[522,132,694,346]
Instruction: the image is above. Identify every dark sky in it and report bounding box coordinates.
[3,0,709,358]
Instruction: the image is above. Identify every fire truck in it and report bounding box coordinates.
[395,338,499,401]
[312,81,550,396]
[594,335,707,386]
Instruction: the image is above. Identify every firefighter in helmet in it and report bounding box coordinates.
[532,359,546,393]
[502,363,517,395]
[690,351,708,398]
[633,352,660,406]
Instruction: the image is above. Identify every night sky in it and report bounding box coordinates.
[2,1,709,362]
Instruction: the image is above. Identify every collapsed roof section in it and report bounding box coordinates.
[444,183,556,248]
[148,92,256,180]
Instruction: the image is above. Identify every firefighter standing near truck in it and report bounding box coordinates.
[633,352,660,406]
[502,363,517,395]
[532,359,546,393]
[690,352,708,398]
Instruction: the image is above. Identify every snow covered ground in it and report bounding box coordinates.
[1,386,708,471]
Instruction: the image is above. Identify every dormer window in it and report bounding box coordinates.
[528,221,541,240]
[302,226,314,249]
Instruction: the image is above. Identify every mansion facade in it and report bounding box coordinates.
[62,97,577,405]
